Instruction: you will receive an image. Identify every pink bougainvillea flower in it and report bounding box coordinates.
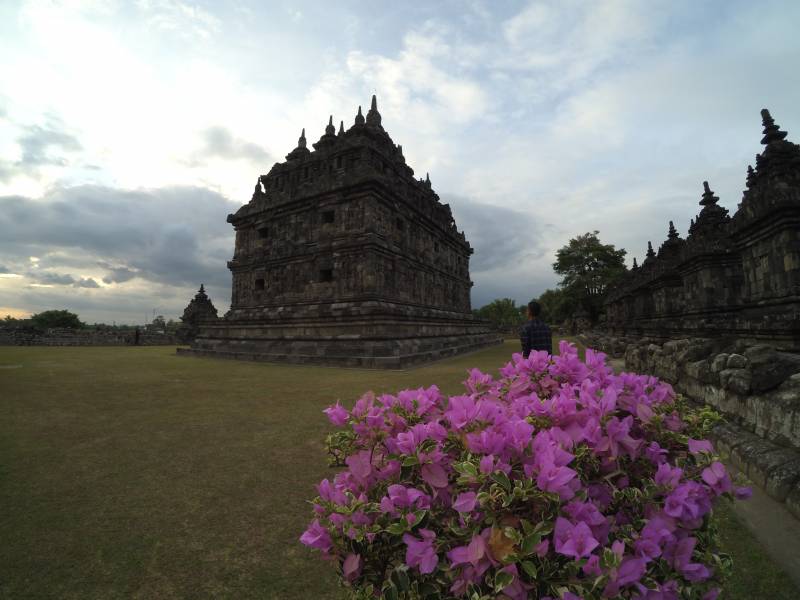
[421,463,449,489]
[403,528,438,574]
[342,553,362,581]
[688,438,714,455]
[554,517,599,559]
[323,401,349,426]
[452,491,477,513]
[302,341,749,598]
[299,519,332,552]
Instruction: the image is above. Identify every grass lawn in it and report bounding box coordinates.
[1,340,797,599]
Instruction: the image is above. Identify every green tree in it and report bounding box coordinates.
[553,231,627,321]
[475,298,525,330]
[534,288,580,324]
[29,309,84,330]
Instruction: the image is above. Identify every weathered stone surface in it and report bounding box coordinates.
[787,481,800,521]
[745,344,800,393]
[765,459,800,502]
[711,353,730,373]
[727,353,749,369]
[731,437,787,472]
[182,98,501,368]
[719,368,751,395]
[747,448,800,489]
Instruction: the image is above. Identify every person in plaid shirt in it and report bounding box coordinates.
[519,300,552,357]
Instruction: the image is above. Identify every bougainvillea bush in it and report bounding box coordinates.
[301,343,750,600]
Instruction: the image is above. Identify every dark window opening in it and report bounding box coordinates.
[320,269,334,282]
[255,278,265,291]
[303,167,309,179]
[396,218,404,231]
[258,227,268,239]
[322,210,335,224]
[335,156,343,169]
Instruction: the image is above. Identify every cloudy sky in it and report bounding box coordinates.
[1,0,799,323]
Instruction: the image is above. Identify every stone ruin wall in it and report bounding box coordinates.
[0,327,179,346]
[580,110,800,517]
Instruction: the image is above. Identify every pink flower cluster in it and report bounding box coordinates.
[301,342,749,599]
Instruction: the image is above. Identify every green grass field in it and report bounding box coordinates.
[1,341,797,599]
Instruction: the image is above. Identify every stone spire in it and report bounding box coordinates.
[286,127,311,160]
[338,120,344,136]
[668,220,678,240]
[760,108,788,145]
[646,241,655,259]
[366,94,382,127]
[425,172,431,187]
[700,181,719,206]
[746,165,756,188]
[632,257,638,270]
[313,116,338,150]
[354,105,365,126]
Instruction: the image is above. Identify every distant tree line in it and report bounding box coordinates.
[474,231,627,328]
[2,310,180,332]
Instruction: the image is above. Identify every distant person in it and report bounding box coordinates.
[520,300,552,357]
[134,327,140,346]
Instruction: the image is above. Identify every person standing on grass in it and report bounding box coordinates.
[520,300,552,357]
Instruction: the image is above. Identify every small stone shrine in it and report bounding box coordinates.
[180,97,501,367]
[604,109,800,351]
[177,284,219,342]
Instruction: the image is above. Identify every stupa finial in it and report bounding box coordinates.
[700,180,719,206]
[646,241,655,259]
[338,120,344,135]
[760,108,788,145]
[366,94,382,127]
[298,128,307,148]
[354,105,365,126]
[325,115,335,136]
[668,220,678,239]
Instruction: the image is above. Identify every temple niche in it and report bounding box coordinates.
[604,109,800,350]
[180,97,501,368]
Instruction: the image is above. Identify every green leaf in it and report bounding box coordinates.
[491,472,512,491]
[521,560,538,579]
[382,582,398,600]
[391,567,410,592]
[494,570,515,592]
[521,532,542,554]
[402,455,419,466]
[386,522,407,535]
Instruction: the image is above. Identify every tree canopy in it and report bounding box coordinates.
[29,309,84,330]
[552,231,627,321]
[473,298,524,330]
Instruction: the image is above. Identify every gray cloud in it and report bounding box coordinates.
[17,123,82,169]
[0,160,13,182]
[190,126,272,165]
[0,265,10,274]
[33,272,77,286]
[99,262,138,284]
[74,277,100,288]
[445,194,550,272]
[0,184,237,322]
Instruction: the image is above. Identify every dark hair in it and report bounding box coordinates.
[528,301,542,317]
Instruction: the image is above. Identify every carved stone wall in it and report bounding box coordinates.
[605,110,800,350]
[181,98,501,367]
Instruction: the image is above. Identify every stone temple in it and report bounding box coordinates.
[180,97,501,368]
